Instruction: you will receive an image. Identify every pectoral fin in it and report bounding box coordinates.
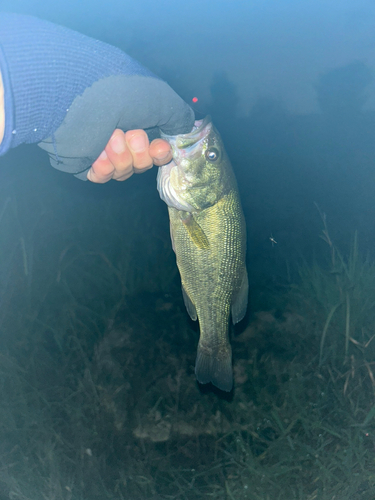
[180,212,209,250]
[231,268,249,324]
[182,285,197,321]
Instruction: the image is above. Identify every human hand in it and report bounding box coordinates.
[0,14,194,179]
[87,129,172,183]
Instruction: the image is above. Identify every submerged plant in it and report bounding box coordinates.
[291,205,375,393]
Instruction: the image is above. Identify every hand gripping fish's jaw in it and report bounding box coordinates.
[195,343,233,392]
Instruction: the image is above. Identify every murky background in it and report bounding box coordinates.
[1,1,375,498]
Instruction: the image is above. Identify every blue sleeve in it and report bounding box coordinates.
[0,13,156,153]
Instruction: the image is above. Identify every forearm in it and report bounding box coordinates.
[0,70,4,145]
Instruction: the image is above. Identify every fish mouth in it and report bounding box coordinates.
[161,116,212,160]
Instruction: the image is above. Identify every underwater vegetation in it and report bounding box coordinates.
[292,205,375,391]
[0,167,374,500]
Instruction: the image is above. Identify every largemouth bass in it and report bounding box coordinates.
[157,116,248,392]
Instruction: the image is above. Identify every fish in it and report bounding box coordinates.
[157,116,248,392]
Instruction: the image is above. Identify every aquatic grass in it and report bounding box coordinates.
[214,353,375,500]
[1,263,375,500]
[0,197,28,306]
[0,170,185,499]
[289,208,375,398]
[1,167,375,499]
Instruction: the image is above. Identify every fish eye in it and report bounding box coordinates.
[205,147,219,162]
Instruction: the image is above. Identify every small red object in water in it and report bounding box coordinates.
[192,97,198,103]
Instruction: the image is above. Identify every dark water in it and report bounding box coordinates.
[1,2,375,499]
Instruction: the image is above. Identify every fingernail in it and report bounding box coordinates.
[97,150,108,160]
[111,135,126,154]
[129,134,147,152]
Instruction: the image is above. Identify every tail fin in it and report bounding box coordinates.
[195,344,233,392]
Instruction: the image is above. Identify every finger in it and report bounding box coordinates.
[105,129,135,181]
[125,129,154,172]
[150,138,173,166]
[87,150,115,183]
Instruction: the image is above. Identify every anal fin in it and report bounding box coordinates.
[182,285,197,321]
[231,268,249,324]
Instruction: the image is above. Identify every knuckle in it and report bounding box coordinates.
[133,154,153,170]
